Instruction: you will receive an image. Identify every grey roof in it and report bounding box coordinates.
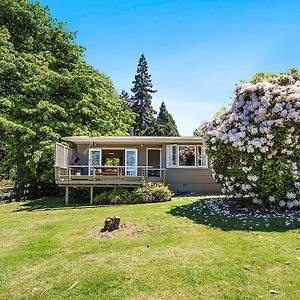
[62,136,203,145]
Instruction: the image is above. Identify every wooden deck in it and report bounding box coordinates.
[56,175,145,187]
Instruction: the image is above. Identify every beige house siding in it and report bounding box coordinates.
[69,141,220,194]
[76,143,163,175]
[166,168,220,193]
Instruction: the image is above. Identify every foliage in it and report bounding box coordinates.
[213,106,230,118]
[0,0,134,199]
[94,188,134,205]
[156,101,179,136]
[193,122,205,137]
[129,54,157,136]
[120,89,133,110]
[0,179,13,187]
[94,183,172,205]
[0,142,9,178]
[194,107,229,137]
[202,70,300,209]
[133,183,172,203]
[124,56,179,137]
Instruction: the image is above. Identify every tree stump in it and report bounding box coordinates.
[100,216,121,232]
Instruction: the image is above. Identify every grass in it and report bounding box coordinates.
[0,196,299,299]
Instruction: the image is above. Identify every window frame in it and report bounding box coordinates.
[165,144,209,169]
[197,145,208,168]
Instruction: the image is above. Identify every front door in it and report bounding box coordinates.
[89,149,101,175]
[125,149,138,176]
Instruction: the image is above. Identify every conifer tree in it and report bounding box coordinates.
[120,90,130,102]
[130,54,157,136]
[120,89,132,109]
[156,101,180,136]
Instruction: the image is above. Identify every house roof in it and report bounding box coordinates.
[62,136,203,145]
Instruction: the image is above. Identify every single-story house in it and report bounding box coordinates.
[55,136,220,204]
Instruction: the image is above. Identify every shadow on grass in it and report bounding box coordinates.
[14,197,99,212]
[168,198,300,232]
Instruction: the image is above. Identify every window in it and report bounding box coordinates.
[198,145,208,167]
[178,145,196,167]
[166,144,208,168]
[172,145,177,166]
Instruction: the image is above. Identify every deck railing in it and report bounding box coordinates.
[55,165,166,182]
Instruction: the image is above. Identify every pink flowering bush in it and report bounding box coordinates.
[203,70,300,209]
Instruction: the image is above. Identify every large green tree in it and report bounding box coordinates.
[156,101,179,136]
[120,89,134,111]
[130,54,157,135]
[0,0,134,199]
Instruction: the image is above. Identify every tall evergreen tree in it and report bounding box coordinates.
[120,90,130,102]
[156,101,180,136]
[130,54,157,136]
[119,89,132,109]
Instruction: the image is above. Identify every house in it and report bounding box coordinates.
[55,136,220,204]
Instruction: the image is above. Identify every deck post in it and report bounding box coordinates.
[90,186,94,205]
[65,187,69,206]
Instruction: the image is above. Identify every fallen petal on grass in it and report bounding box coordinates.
[244,265,253,271]
[269,290,280,294]
[67,281,79,291]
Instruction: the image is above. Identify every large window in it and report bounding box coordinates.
[178,145,196,167]
[166,144,208,168]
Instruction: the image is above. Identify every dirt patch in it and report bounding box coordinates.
[94,224,144,239]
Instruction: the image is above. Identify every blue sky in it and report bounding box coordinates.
[40,0,300,135]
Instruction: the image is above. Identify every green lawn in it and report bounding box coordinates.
[0,196,299,299]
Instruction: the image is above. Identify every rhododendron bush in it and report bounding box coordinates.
[203,70,300,209]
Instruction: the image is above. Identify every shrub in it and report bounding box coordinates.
[93,183,172,205]
[134,182,172,203]
[110,188,134,205]
[94,188,134,205]
[202,70,300,209]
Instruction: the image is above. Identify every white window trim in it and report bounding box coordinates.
[165,144,209,169]
[197,145,209,168]
[125,148,138,176]
[166,144,177,168]
[88,148,102,174]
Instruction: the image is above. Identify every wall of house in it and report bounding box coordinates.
[76,143,163,176]
[74,142,220,193]
[165,167,220,194]
[160,143,220,193]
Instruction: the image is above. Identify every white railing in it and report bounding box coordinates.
[56,165,166,181]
